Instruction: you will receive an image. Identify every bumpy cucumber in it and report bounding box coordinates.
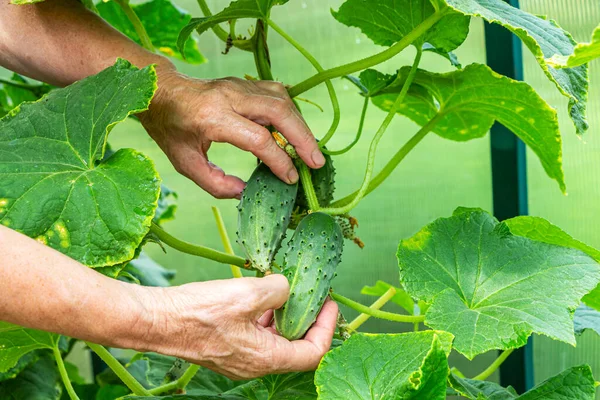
[275,212,343,340]
[237,163,298,272]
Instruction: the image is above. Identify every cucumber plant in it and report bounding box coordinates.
[2,0,600,399]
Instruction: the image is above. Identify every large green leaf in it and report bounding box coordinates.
[503,216,600,311]
[119,252,176,287]
[0,353,62,399]
[0,75,52,118]
[372,63,566,192]
[0,59,160,268]
[331,0,470,54]
[451,365,596,399]
[97,0,205,64]
[177,0,284,54]
[314,331,453,400]
[438,0,589,135]
[397,208,600,359]
[549,25,600,69]
[0,322,59,373]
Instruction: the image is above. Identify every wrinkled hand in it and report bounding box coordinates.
[139,70,325,199]
[134,274,338,380]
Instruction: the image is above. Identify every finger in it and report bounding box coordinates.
[254,80,289,96]
[247,274,290,314]
[303,298,338,348]
[209,113,298,184]
[232,95,325,169]
[173,145,245,199]
[257,309,274,327]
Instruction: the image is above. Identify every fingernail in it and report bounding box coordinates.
[312,149,326,167]
[287,168,299,184]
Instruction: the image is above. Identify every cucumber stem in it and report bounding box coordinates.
[53,345,80,400]
[297,160,320,211]
[347,286,396,331]
[195,0,252,51]
[330,292,424,324]
[267,18,340,147]
[148,364,201,395]
[329,113,441,209]
[472,349,515,381]
[287,10,445,97]
[114,0,154,51]
[319,48,423,216]
[324,96,369,156]
[211,206,243,278]
[149,223,251,269]
[85,342,151,396]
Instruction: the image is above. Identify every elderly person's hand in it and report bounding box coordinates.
[132,275,338,379]
[140,72,325,199]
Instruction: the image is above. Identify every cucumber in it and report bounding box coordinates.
[237,163,298,272]
[275,212,343,340]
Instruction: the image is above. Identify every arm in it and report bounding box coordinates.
[0,225,338,378]
[0,0,326,198]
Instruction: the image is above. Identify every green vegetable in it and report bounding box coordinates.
[275,212,343,340]
[237,163,298,272]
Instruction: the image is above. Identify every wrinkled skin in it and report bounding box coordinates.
[139,72,326,199]
[132,275,338,379]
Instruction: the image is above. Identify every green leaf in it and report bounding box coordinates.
[422,43,461,68]
[360,280,415,314]
[97,0,205,64]
[345,69,395,98]
[503,216,600,311]
[332,0,470,54]
[120,252,175,287]
[448,374,517,399]
[438,0,589,135]
[0,74,52,118]
[373,63,566,193]
[519,365,596,400]
[548,25,600,69]
[573,305,600,336]
[450,365,596,399]
[314,331,453,399]
[259,372,316,399]
[0,321,59,373]
[0,351,39,382]
[397,208,600,359]
[0,59,161,268]
[0,353,62,399]
[177,0,284,54]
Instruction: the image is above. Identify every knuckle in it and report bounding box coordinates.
[249,129,273,153]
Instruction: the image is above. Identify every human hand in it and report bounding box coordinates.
[130,274,338,379]
[139,70,325,199]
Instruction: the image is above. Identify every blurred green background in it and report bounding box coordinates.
[2,0,600,392]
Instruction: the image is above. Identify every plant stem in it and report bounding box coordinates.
[329,113,441,209]
[324,96,369,156]
[267,18,340,147]
[150,223,251,269]
[85,342,151,396]
[288,11,445,97]
[319,48,422,216]
[148,364,201,395]
[114,0,154,51]
[330,292,424,324]
[472,349,515,381]
[347,287,396,331]
[195,0,252,51]
[0,78,43,90]
[297,160,320,211]
[53,345,80,400]
[211,206,243,278]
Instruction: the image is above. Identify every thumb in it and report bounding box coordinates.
[248,274,290,315]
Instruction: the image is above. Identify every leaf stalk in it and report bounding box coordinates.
[53,345,80,400]
[148,364,201,395]
[347,286,396,331]
[114,0,154,51]
[472,349,515,381]
[330,292,424,324]
[211,206,243,278]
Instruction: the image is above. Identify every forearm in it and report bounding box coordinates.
[0,0,174,86]
[0,225,151,349]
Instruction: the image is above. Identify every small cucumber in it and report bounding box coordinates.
[237,163,298,272]
[275,212,343,340]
